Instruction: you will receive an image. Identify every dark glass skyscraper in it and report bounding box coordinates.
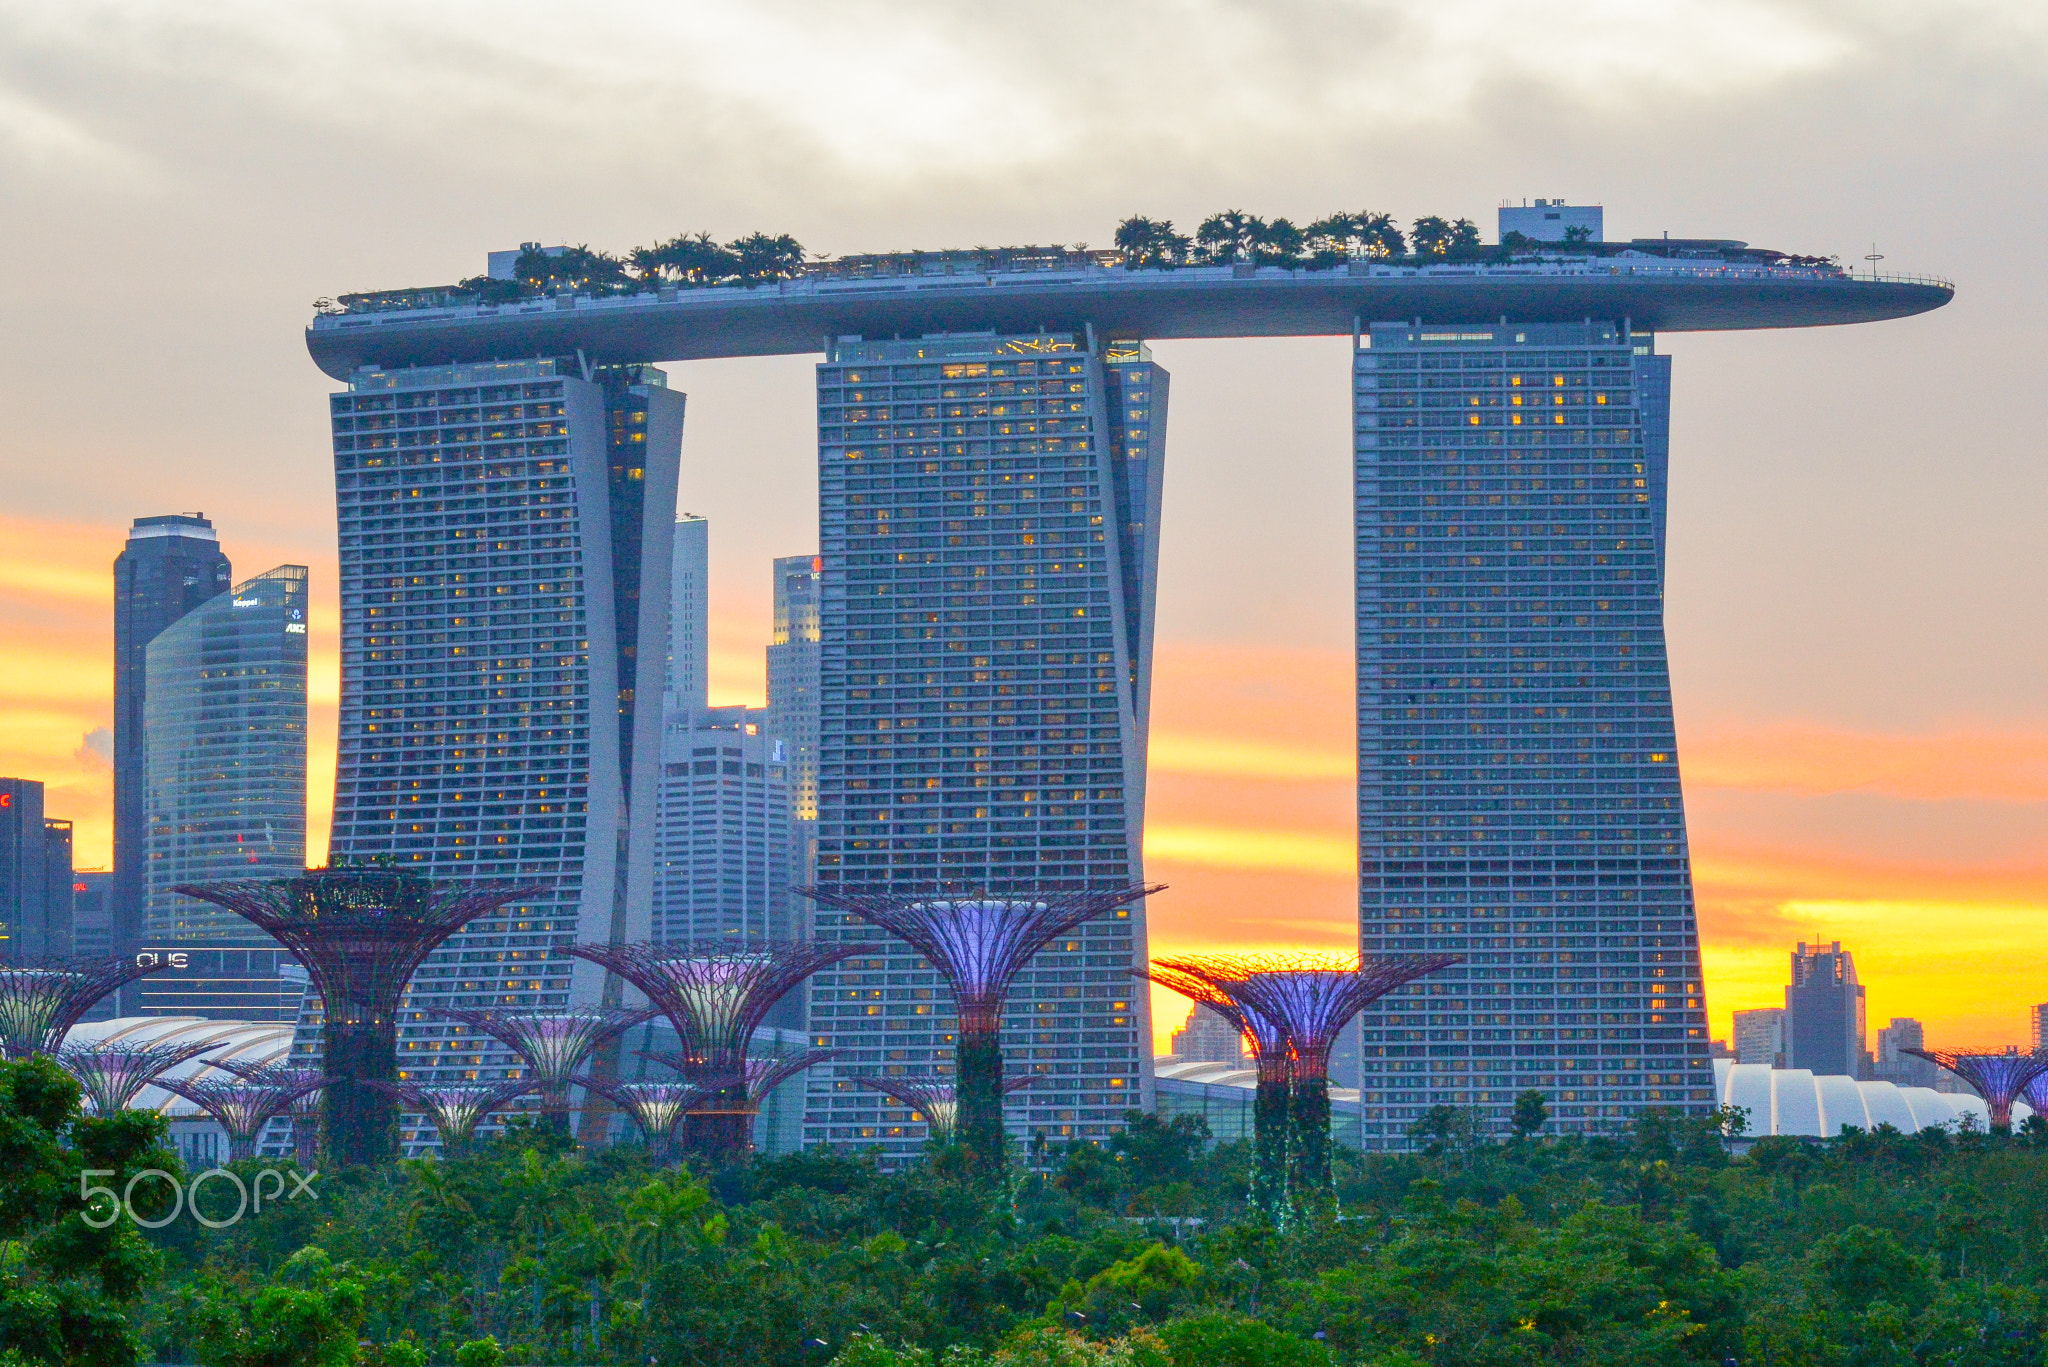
[0,779,74,961]
[1786,940,1866,1078]
[1353,322,1713,1146]
[323,358,682,1090]
[114,514,232,966]
[803,331,1167,1157]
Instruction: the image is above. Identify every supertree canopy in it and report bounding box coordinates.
[798,884,1159,1170]
[173,865,544,1167]
[579,1078,702,1164]
[0,957,173,1058]
[573,939,872,1159]
[1907,1048,2048,1131]
[1145,951,1460,1220]
[158,1064,326,1162]
[851,1071,1040,1145]
[55,1038,219,1115]
[1139,960,1292,1220]
[435,1006,655,1129]
[368,1079,530,1158]
[216,1060,330,1165]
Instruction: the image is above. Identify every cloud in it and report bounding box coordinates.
[1145,822,1353,876]
[1148,733,1352,782]
[73,726,111,769]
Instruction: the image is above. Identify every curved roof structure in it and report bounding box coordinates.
[305,258,1952,379]
[1713,1060,2016,1137]
[66,1016,294,1117]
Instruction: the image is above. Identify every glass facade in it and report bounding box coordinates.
[802,331,1166,1160]
[143,565,309,946]
[1353,322,1713,1147]
[767,553,823,885]
[324,358,683,1094]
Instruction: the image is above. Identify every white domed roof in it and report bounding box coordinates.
[64,1017,295,1117]
[1713,1059,2020,1137]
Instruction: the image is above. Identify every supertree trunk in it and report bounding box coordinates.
[1251,1051,1290,1221]
[685,1073,754,1160]
[325,1015,398,1168]
[955,1023,1006,1170]
[1287,1060,1335,1217]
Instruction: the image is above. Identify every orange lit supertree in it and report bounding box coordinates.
[1907,1048,2048,1132]
[571,940,872,1161]
[173,865,544,1166]
[1144,951,1460,1219]
[798,884,1159,1173]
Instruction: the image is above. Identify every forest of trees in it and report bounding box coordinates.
[10,1053,2048,1366]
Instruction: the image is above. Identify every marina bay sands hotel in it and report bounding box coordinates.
[305,207,1949,1152]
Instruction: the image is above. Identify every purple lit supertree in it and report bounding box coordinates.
[634,1046,837,1153]
[573,940,873,1160]
[579,1078,702,1165]
[173,865,544,1166]
[55,1038,220,1116]
[851,1072,1041,1145]
[158,1065,326,1162]
[215,1060,330,1165]
[434,1006,655,1133]
[0,957,173,1058]
[797,884,1159,1170]
[1138,961,1292,1219]
[1906,1048,2048,1131]
[1144,951,1461,1220]
[368,1079,531,1158]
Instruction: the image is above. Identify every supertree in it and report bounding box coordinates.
[572,939,873,1160]
[157,1065,326,1162]
[579,1078,702,1164]
[173,865,545,1166]
[215,1059,330,1165]
[1228,952,1461,1210]
[55,1038,220,1115]
[367,1079,531,1158]
[1144,951,1461,1220]
[1138,961,1291,1219]
[1907,1048,2048,1131]
[0,957,173,1058]
[851,1071,1041,1145]
[434,1006,655,1133]
[631,1044,840,1156]
[797,884,1159,1170]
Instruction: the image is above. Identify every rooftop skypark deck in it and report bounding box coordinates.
[306,250,1952,378]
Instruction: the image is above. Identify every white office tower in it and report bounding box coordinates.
[652,705,797,944]
[767,555,822,887]
[326,359,683,1091]
[665,515,709,722]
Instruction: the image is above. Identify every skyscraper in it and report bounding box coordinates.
[324,358,683,1086]
[1733,1007,1788,1068]
[767,554,823,886]
[803,331,1166,1157]
[114,514,233,967]
[665,514,709,721]
[134,565,309,1023]
[1785,940,1865,1077]
[1170,1003,1245,1065]
[652,705,796,944]
[1874,1017,1936,1088]
[0,779,75,961]
[143,565,310,943]
[1353,322,1714,1146]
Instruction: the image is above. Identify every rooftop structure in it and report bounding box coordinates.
[307,251,1949,378]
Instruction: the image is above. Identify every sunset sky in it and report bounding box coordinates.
[2,2,2044,1053]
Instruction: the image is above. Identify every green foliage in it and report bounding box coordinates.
[452,1337,502,1367]
[0,1054,175,1367]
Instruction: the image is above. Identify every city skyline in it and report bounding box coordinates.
[4,3,2045,1061]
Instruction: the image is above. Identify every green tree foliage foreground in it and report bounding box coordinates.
[15,1056,2048,1366]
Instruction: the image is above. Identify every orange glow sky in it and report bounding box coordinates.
[2,3,2045,1057]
